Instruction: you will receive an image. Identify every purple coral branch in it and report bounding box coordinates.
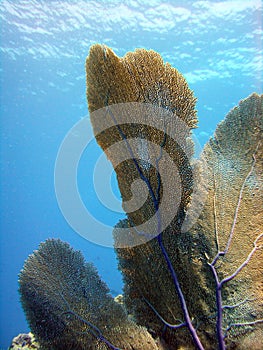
[209,234,263,350]
[158,234,205,350]
[222,298,255,310]
[143,296,186,329]
[208,261,226,350]
[106,106,159,211]
[62,310,121,350]
[221,233,263,286]
[59,290,122,350]
[224,319,263,337]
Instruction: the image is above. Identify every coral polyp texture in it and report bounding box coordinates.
[18,45,262,350]
[86,44,197,128]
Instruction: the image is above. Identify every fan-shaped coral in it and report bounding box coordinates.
[19,239,159,350]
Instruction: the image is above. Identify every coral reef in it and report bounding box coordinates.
[9,332,39,349]
[18,45,262,349]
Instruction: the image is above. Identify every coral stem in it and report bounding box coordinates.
[106,106,159,209]
[225,319,263,336]
[208,262,226,350]
[143,296,186,329]
[209,232,262,349]
[221,233,263,286]
[61,310,121,350]
[158,234,205,350]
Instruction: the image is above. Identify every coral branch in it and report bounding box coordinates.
[58,288,102,337]
[221,233,263,286]
[209,231,263,350]
[222,298,255,310]
[212,173,220,253]
[106,105,159,212]
[224,150,258,255]
[143,297,186,329]
[155,130,167,204]
[59,288,124,350]
[224,319,263,336]
[157,234,205,350]
[208,262,225,350]
[61,310,122,350]
[209,232,263,349]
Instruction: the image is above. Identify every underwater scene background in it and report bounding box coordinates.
[0,0,262,348]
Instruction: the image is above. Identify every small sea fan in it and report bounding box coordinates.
[19,239,158,349]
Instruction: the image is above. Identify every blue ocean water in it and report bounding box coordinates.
[0,0,262,348]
